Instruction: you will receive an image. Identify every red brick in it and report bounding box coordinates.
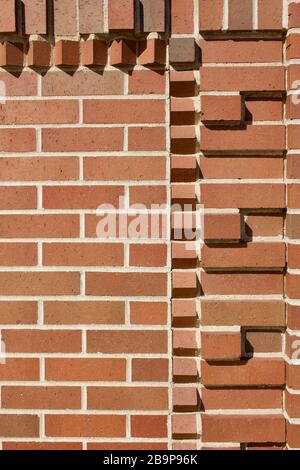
[3,442,82,450]
[173,414,197,438]
[109,39,136,66]
[79,0,103,33]
[0,157,78,181]
[173,387,198,411]
[140,0,165,32]
[0,187,36,210]
[200,39,282,63]
[88,443,167,450]
[43,243,124,267]
[173,358,198,382]
[0,243,37,266]
[87,330,168,354]
[86,272,167,297]
[201,66,285,91]
[0,301,37,324]
[128,127,166,151]
[199,0,223,31]
[202,389,282,410]
[286,392,300,418]
[289,184,300,209]
[204,214,241,240]
[2,330,81,353]
[0,100,78,124]
[0,272,79,296]
[2,386,81,410]
[228,0,253,30]
[0,0,15,32]
[24,0,47,34]
[46,358,126,382]
[54,0,77,35]
[46,415,126,438]
[245,98,283,121]
[0,215,80,238]
[88,387,168,410]
[0,415,39,438]
[27,41,51,68]
[131,416,167,438]
[43,185,123,209]
[258,0,282,30]
[130,301,167,325]
[246,331,282,353]
[172,0,194,34]
[82,39,107,66]
[288,423,300,448]
[201,273,283,295]
[201,332,241,361]
[42,128,123,152]
[130,244,167,267]
[108,0,134,30]
[289,2,300,28]
[173,330,198,356]
[202,415,285,443]
[201,156,283,179]
[246,214,284,237]
[128,70,165,94]
[44,301,124,325]
[132,359,168,382]
[287,274,300,299]
[55,40,80,67]
[202,359,285,386]
[0,359,39,381]
[84,99,165,124]
[0,129,36,152]
[0,71,37,96]
[172,299,196,327]
[201,95,242,122]
[138,39,166,65]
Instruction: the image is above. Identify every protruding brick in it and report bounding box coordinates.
[169,38,196,64]
[109,39,136,66]
[172,299,197,327]
[27,41,51,68]
[201,95,242,123]
[172,414,197,439]
[138,39,166,65]
[201,332,241,361]
[55,40,80,67]
[140,0,165,32]
[0,42,23,67]
[173,387,198,411]
[173,330,198,356]
[82,39,107,66]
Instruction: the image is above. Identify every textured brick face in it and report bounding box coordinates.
[0,0,294,452]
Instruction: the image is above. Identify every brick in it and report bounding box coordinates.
[246,331,282,353]
[2,386,81,410]
[109,39,136,66]
[0,100,78,124]
[201,184,285,209]
[173,330,198,355]
[286,34,300,60]
[0,243,37,266]
[200,39,282,63]
[287,215,300,239]
[84,99,165,124]
[0,302,37,324]
[0,0,15,32]
[246,214,284,237]
[132,359,168,382]
[201,332,241,361]
[43,243,124,267]
[42,70,123,96]
[289,185,300,209]
[170,70,196,97]
[173,271,197,297]
[130,302,168,325]
[3,443,82,450]
[288,305,300,330]
[88,443,168,450]
[44,301,124,325]
[201,156,283,179]
[172,299,197,327]
[172,242,198,268]
[173,358,198,382]
[288,126,300,150]
[287,274,300,299]
[171,0,193,34]
[82,39,107,66]
[245,98,283,121]
[87,387,168,410]
[289,2,300,28]
[173,387,198,412]
[202,415,285,443]
[128,127,166,151]
[228,0,253,30]
[202,389,282,410]
[0,129,36,152]
[140,0,165,32]
[0,187,36,210]
[169,38,195,64]
[204,214,241,241]
[201,273,283,295]
[0,272,79,296]
[288,244,300,268]
[27,41,51,68]
[199,0,223,31]
[54,0,77,35]
[130,244,167,267]
[286,333,300,359]
[286,392,300,418]
[0,42,23,67]
[84,156,166,181]
[288,423,300,448]
[87,330,168,354]
[201,66,285,91]
[172,414,197,439]
[258,0,282,30]
[24,0,47,34]
[79,0,103,33]
[128,70,165,94]
[130,185,166,207]
[0,359,39,381]
[46,358,126,382]
[202,242,285,270]
[42,127,123,152]
[43,185,123,210]
[201,125,285,152]
[0,415,39,438]
[138,39,166,65]
[86,272,167,297]
[202,359,285,386]
[0,215,80,238]
[45,415,126,438]
[201,300,285,327]
[0,71,37,96]
[131,416,167,438]
[108,0,134,30]
[201,96,242,122]
[2,330,81,353]
[0,157,78,181]
[55,40,80,67]
[287,364,300,389]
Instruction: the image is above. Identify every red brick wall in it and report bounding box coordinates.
[0,0,297,451]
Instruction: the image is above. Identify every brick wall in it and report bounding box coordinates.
[0,0,298,451]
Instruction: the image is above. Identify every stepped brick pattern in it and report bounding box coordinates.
[0,0,298,450]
